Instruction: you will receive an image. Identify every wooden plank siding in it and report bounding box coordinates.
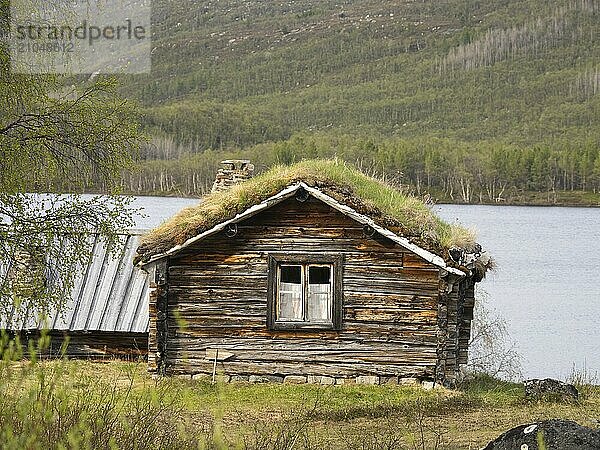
[149,196,472,384]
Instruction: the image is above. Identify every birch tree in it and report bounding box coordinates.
[0,0,141,326]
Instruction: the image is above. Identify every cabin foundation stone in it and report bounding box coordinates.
[399,377,420,386]
[249,375,284,384]
[192,373,211,382]
[320,376,336,385]
[382,376,399,385]
[422,381,435,390]
[231,375,250,383]
[284,375,307,384]
[356,375,380,385]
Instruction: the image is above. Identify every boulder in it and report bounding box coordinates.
[524,378,579,401]
[483,420,600,450]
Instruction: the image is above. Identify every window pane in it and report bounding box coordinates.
[308,265,332,322]
[278,265,303,321]
[309,266,330,284]
[280,265,301,284]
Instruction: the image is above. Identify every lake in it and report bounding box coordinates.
[132,196,600,380]
[435,204,600,381]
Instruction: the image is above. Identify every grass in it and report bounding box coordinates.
[136,159,476,263]
[2,359,599,449]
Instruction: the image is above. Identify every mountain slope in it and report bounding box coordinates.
[118,0,600,150]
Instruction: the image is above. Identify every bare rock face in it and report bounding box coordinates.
[524,378,579,401]
[483,420,600,450]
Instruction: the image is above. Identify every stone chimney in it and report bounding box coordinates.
[211,160,255,193]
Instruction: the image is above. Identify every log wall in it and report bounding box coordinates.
[149,196,472,384]
[13,331,147,359]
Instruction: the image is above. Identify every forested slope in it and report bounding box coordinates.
[124,0,599,146]
[114,0,600,202]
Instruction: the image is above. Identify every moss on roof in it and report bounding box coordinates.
[135,159,475,264]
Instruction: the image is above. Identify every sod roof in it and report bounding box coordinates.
[134,159,476,265]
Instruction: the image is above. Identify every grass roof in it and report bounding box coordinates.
[135,159,476,264]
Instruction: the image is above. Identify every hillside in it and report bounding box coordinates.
[89,0,600,203]
[120,0,599,149]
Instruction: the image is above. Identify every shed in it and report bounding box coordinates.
[135,160,491,386]
[1,230,150,358]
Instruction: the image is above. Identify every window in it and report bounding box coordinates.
[267,255,343,330]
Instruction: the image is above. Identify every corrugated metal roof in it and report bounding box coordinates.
[1,231,149,333]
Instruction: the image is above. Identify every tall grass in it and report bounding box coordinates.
[0,333,200,449]
[0,335,597,450]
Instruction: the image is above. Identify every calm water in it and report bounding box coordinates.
[436,204,600,380]
[131,196,200,229]
[132,196,600,380]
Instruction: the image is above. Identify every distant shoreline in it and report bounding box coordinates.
[435,200,600,208]
[76,190,600,208]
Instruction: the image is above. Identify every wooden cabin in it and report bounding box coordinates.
[1,231,149,358]
[135,160,491,386]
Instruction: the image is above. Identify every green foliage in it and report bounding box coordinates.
[457,373,524,406]
[125,132,600,208]
[0,194,138,325]
[0,0,143,322]
[0,354,198,449]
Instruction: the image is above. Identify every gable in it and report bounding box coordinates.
[141,183,464,276]
[173,194,402,263]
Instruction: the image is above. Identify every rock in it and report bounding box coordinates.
[356,375,380,385]
[230,375,249,383]
[524,378,579,401]
[249,375,283,383]
[307,375,321,384]
[399,377,420,386]
[421,381,435,390]
[483,419,600,450]
[383,376,399,385]
[320,376,335,385]
[336,377,355,385]
[192,373,211,382]
[192,373,230,383]
[284,375,307,384]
